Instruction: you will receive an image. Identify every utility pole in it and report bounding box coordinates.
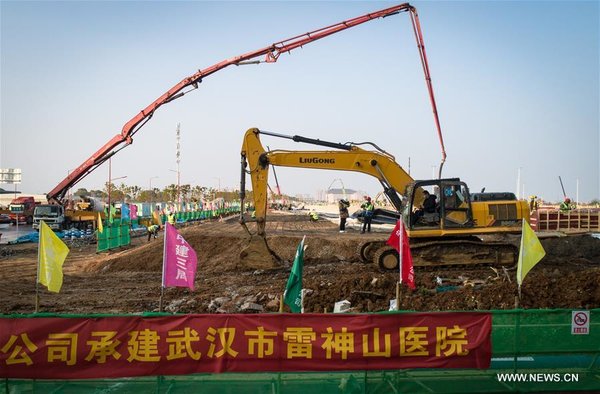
[176,123,181,206]
[149,176,159,203]
[108,158,112,209]
[516,168,521,200]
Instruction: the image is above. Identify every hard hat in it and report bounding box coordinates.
[565,197,571,203]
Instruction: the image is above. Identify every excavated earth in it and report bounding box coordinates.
[1,213,599,315]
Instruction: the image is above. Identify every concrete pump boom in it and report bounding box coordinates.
[46,3,444,204]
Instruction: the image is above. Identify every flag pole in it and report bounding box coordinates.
[279,293,284,313]
[35,221,43,313]
[301,239,307,314]
[397,219,403,311]
[399,220,403,284]
[159,223,167,312]
[395,281,400,312]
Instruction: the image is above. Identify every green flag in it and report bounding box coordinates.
[284,236,305,313]
[109,204,117,223]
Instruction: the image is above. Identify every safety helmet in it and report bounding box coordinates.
[565,198,571,203]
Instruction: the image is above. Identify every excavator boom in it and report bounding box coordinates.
[241,128,414,237]
[46,3,433,204]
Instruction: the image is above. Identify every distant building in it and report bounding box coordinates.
[324,188,365,203]
[294,194,315,202]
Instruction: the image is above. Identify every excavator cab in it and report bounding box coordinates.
[406,178,474,231]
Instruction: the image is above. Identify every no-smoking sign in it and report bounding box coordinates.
[571,310,590,335]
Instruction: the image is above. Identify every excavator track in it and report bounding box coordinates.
[357,241,387,263]
[370,239,518,271]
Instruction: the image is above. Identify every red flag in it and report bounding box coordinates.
[386,220,415,289]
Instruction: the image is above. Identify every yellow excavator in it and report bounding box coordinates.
[239,128,530,270]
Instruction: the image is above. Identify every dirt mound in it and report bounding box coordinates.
[541,234,600,263]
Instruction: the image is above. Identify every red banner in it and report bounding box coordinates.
[0,313,491,379]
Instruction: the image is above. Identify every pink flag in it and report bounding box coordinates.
[130,204,138,220]
[386,220,415,289]
[162,223,198,290]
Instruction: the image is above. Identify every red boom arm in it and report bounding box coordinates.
[47,2,444,203]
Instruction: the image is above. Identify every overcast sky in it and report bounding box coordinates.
[1,1,598,203]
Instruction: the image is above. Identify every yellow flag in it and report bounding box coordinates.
[38,221,70,293]
[97,213,103,233]
[516,220,546,286]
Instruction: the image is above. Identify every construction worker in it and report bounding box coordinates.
[360,196,374,233]
[529,195,539,211]
[168,212,176,225]
[412,190,437,226]
[338,199,350,233]
[559,197,573,212]
[147,224,160,241]
[309,210,319,222]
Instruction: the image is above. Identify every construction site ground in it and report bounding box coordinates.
[1,212,599,315]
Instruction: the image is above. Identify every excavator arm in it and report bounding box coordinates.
[47,2,441,204]
[240,128,418,236]
[239,128,524,272]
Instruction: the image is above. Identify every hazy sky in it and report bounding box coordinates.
[1,1,598,203]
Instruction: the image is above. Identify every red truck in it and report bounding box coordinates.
[9,196,39,224]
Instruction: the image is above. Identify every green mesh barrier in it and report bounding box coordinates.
[119,224,130,246]
[108,226,120,249]
[3,309,600,392]
[96,228,109,252]
[96,223,131,252]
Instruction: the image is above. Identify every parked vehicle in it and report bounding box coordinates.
[8,196,38,224]
[0,213,11,228]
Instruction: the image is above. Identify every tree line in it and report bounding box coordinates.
[72,183,245,203]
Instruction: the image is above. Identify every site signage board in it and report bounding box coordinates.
[572,310,590,335]
[0,312,491,379]
[0,168,22,184]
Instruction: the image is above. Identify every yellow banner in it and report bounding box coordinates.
[97,213,103,233]
[39,221,70,293]
[517,220,546,286]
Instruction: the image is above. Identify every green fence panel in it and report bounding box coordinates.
[119,224,130,246]
[108,226,120,249]
[492,309,600,355]
[96,228,109,252]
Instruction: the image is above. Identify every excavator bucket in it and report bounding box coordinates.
[239,235,281,270]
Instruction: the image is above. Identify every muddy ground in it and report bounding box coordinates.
[1,213,599,315]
